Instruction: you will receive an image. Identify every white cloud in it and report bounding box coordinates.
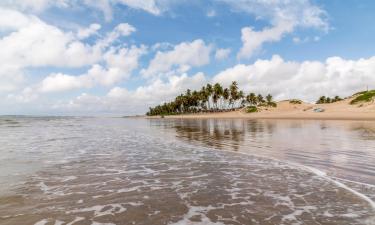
[7,87,38,103]
[116,0,162,15]
[83,0,113,21]
[142,39,212,77]
[0,8,139,94]
[39,73,92,93]
[293,36,321,44]
[0,0,70,12]
[0,10,102,70]
[218,0,329,59]
[77,23,101,39]
[213,55,375,102]
[8,54,375,115]
[97,23,136,48]
[215,48,231,60]
[238,21,294,59]
[0,0,151,22]
[53,72,207,114]
[218,0,328,30]
[39,45,146,92]
[0,7,34,31]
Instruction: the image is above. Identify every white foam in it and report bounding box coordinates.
[200,143,375,211]
[281,206,317,225]
[168,205,226,225]
[66,217,85,225]
[38,182,51,192]
[54,220,65,225]
[34,219,49,225]
[68,204,127,217]
[60,176,77,182]
[117,186,140,193]
[91,222,116,225]
[304,166,375,210]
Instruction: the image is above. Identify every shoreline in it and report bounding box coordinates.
[144,111,375,121]
[141,98,375,121]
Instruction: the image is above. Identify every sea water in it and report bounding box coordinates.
[0,117,374,224]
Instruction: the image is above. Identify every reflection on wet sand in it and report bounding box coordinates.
[150,119,375,186]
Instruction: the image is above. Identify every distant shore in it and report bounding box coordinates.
[144,97,375,121]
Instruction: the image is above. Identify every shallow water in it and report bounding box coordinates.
[0,117,374,225]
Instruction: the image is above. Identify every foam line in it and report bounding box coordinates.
[303,166,375,210]
[176,140,375,211]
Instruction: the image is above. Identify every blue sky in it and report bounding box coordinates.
[1,0,375,115]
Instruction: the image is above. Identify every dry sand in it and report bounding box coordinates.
[146,97,375,121]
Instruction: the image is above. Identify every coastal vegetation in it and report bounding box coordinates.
[316,95,342,104]
[289,99,302,104]
[146,81,276,116]
[350,90,375,104]
[246,106,258,113]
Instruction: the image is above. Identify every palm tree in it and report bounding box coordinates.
[146,81,277,116]
[206,84,213,110]
[223,88,230,109]
[316,96,326,104]
[199,86,208,111]
[266,94,273,104]
[257,94,264,104]
[213,83,223,110]
[238,90,245,107]
[247,93,257,106]
[229,81,239,109]
[333,96,342,102]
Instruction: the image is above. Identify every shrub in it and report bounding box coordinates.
[350,90,375,104]
[268,102,277,107]
[246,106,258,113]
[316,95,343,104]
[289,99,302,104]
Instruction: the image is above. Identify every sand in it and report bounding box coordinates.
[146,97,375,121]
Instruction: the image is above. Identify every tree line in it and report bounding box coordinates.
[316,95,342,104]
[146,81,276,116]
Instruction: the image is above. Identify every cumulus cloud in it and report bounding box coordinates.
[53,72,207,115]
[238,21,294,59]
[0,9,102,71]
[218,0,329,59]
[213,55,375,102]
[0,8,139,94]
[0,0,172,21]
[9,54,375,115]
[39,45,147,92]
[0,0,70,12]
[96,23,136,49]
[215,48,231,60]
[7,87,39,103]
[141,39,212,77]
[77,23,101,39]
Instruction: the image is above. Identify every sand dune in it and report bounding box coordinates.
[148,97,375,120]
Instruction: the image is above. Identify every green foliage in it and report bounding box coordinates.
[316,95,342,104]
[350,90,375,104]
[246,106,258,113]
[147,82,277,116]
[268,102,277,107]
[289,99,302,104]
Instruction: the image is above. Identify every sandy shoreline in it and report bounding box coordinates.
[142,98,375,121]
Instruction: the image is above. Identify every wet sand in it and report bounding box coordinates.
[0,117,374,225]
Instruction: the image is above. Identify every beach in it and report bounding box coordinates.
[147,97,375,121]
[1,117,375,225]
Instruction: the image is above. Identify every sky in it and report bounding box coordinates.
[1,0,375,115]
